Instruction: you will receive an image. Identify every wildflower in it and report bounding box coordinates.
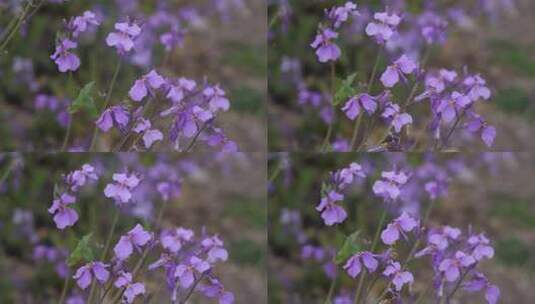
[200,278,235,304]
[315,191,347,226]
[48,193,78,229]
[464,75,491,102]
[381,212,418,245]
[465,113,496,147]
[113,224,153,260]
[68,164,98,191]
[73,262,110,289]
[343,251,378,278]
[468,233,494,261]
[161,227,194,253]
[311,28,341,63]
[339,162,366,186]
[132,118,164,149]
[382,261,414,291]
[106,21,142,53]
[96,106,130,133]
[380,55,417,88]
[381,103,413,133]
[203,85,230,113]
[327,2,359,28]
[366,11,402,43]
[438,251,476,282]
[174,256,211,288]
[129,70,166,102]
[114,271,146,304]
[104,172,141,204]
[50,38,80,73]
[373,170,409,200]
[342,93,377,120]
[435,92,472,123]
[463,272,500,304]
[70,11,100,38]
[202,235,229,263]
[166,78,197,103]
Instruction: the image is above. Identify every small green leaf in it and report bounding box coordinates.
[68,233,94,266]
[335,231,363,265]
[70,81,97,117]
[333,73,358,106]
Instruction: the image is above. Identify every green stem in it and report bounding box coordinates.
[183,123,207,152]
[0,1,33,54]
[58,271,70,304]
[89,59,122,151]
[321,63,336,151]
[0,159,16,186]
[179,273,206,304]
[323,275,338,304]
[353,208,388,304]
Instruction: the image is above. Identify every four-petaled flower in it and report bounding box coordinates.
[114,271,146,304]
[380,55,418,88]
[381,212,419,245]
[50,38,80,73]
[342,93,378,120]
[129,70,166,102]
[96,105,130,133]
[106,21,142,53]
[372,170,409,200]
[381,103,413,133]
[438,250,476,282]
[202,235,229,263]
[113,224,153,260]
[382,261,414,291]
[73,261,110,289]
[161,227,194,253]
[174,256,211,288]
[48,193,79,229]
[366,11,402,43]
[311,28,341,63]
[104,172,141,204]
[343,251,378,278]
[315,190,347,226]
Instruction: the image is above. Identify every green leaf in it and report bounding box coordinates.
[335,231,363,265]
[333,73,358,106]
[68,233,94,266]
[70,81,97,117]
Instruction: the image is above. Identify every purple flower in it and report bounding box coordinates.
[113,224,153,260]
[142,129,164,149]
[161,227,194,253]
[342,93,378,120]
[343,251,378,278]
[96,105,130,133]
[104,172,141,204]
[436,92,472,123]
[372,170,409,200]
[464,75,491,102]
[463,272,500,304]
[70,11,100,38]
[48,193,79,229]
[68,164,98,191]
[381,103,413,133]
[202,235,229,263]
[114,271,146,304]
[339,162,366,186]
[203,85,230,113]
[50,38,80,73]
[174,256,211,288]
[129,70,166,102]
[380,55,417,88]
[465,114,496,147]
[381,212,418,245]
[200,278,235,304]
[316,191,347,226]
[365,11,402,43]
[468,233,494,261]
[311,28,341,63]
[326,2,359,28]
[106,21,142,53]
[160,24,186,51]
[438,251,476,282]
[382,261,414,291]
[166,78,197,103]
[73,261,110,289]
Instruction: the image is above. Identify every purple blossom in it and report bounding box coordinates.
[342,93,378,120]
[380,55,418,88]
[380,212,418,245]
[161,227,194,253]
[70,11,100,38]
[202,235,229,263]
[465,113,496,147]
[104,172,141,204]
[468,233,494,261]
[381,103,413,133]
[200,278,235,304]
[365,11,402,43]
[73,261,110,289]
[68,164,98,191]
[438,251,476,282]
[142,129,164,149]
[114,271,146,303]
[113,224,153,260]
[382,261,414,291]
[436,92,472,123]
[129,70,166,102]
[315,190,347,226]
[372,170,409,200]
[174,256,211,288]
[106,21,142,53]
[326,2,359,28]
[463,272,500,304]
[339,162,366,186]
[203,85,230,113]
[48,193,78,229]
[343,251,378,278]
[311,28,341,63]
[50,38,80,73]
[166,78,197,103]
[464,75,491,102]
[96,105,130,133]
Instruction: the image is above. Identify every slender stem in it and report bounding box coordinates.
[0,1,33,54]
[323,275,338,304]
[320,63,336,151]
[437,111,465,151]
[87,209,119,303]
[445,268,471,303]
[268,161,283,183]
[58,271,70,304]
[0,159,16,186]
[183,123,208,152]
[354,209,388,304]
[179,273,206,304]
[89,59,122,151]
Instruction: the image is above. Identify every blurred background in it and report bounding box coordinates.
[0,0,266,151]
[268,152,535,303]
[268,0,535,151]
[0,152,266,303]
